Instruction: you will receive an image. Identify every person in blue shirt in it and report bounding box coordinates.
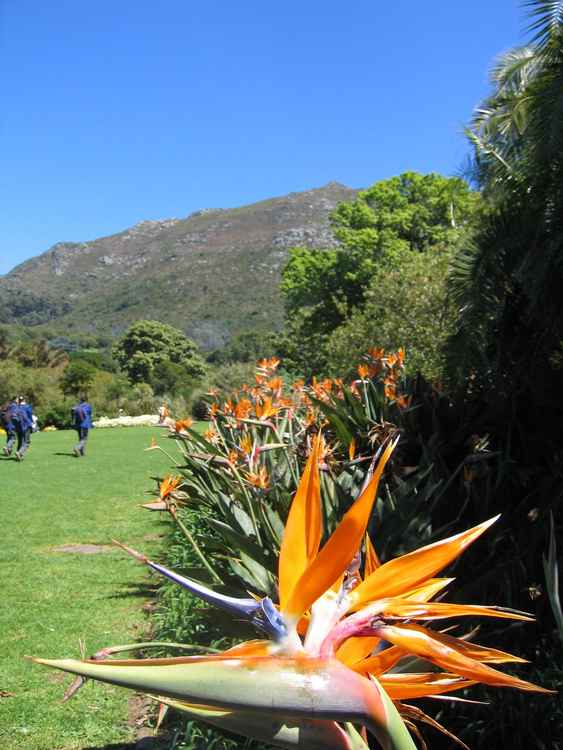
[14,396,33,461]
[1,398,18,456]
[72,396,93,457]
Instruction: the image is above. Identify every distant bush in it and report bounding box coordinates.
[39,400,73,429]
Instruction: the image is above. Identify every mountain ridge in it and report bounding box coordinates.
[0,182,357,349]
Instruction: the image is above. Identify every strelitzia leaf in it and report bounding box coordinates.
[543,511,563,643]
[228,554,275,596]
[206,517,273,570]
[398,703,470,750]
[155,697,369,749]
[33,655,417,750]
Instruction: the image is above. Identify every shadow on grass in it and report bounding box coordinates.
[107,582,158,599]
[82,738,171,750]
[52,451,79,457]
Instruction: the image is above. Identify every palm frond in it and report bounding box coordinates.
[524,0,563,52]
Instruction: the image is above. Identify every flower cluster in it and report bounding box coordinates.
[35,436,551,750]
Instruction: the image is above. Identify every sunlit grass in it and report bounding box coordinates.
[0,426,176,750]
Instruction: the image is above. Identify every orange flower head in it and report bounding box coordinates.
[384,384,397,401]
[175,418,193,433]
[304,408,317,428]
[246,466,270,490]
[159,475,182,500]
[203,428,219,443]
[234,398,252,421]
[239,433,253,457]
[292,379,305,392]
[395,394,412,410]
[255,397,279,421]
[257,357,281,374]
[267,377,284,393]
[367,347,385,360]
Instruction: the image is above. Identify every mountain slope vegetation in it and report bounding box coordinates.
[0,182,356,349]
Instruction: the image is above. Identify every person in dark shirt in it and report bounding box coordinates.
[72,397,93,457]
[1,398,18,456]
[14,396,33,461]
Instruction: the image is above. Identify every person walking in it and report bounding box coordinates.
[14,396,33,461]
[72,396,93,457]
[1,398,18,456]
[158,402,169,424]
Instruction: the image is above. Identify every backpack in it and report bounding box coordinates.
[1,405,17,427]
[72,405,86,425]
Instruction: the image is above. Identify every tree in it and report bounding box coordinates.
[327,247,456,382]
[10,339,69,369]
[60,360,97,397]
[113,320,206,386]
[281,173,479,376]
[207,330,279,365]
[448,0,563,395]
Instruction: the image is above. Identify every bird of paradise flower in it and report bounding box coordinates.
[33,436,552,749]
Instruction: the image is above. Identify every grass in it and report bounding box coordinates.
[0,426,177,750]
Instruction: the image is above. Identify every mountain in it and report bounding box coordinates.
[0,182,357,350]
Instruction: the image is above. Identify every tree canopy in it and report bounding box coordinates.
[60,360,97,397]
[448,0,563,399]
[280,172,479,376]
[113,320,206,386]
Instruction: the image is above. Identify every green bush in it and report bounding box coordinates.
[39,400,74,429]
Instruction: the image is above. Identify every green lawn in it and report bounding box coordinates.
[0,427,176,750]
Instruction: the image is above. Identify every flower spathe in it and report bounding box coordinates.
[34,434,551,749]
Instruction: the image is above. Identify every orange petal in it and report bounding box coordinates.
[401,578,454,602]
[380,599,534,622]
[222,640,273,657]
[405,628,528,665]
[380,672,476,700]
[377,623,552,693]
[336,636,381,667]
[278,434,322,609]
[364,533,380,576]
[349,516,500,610]
[283,439,397,621]
[351,645,405,676]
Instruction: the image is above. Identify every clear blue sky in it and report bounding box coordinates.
[1,1,529,275]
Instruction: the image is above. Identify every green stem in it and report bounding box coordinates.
[151,443,179,466]
[230,463,263,544]
[97,642,221,656]
[271,424,299,486]
[174,514,223,584]
[362,379,372,421]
